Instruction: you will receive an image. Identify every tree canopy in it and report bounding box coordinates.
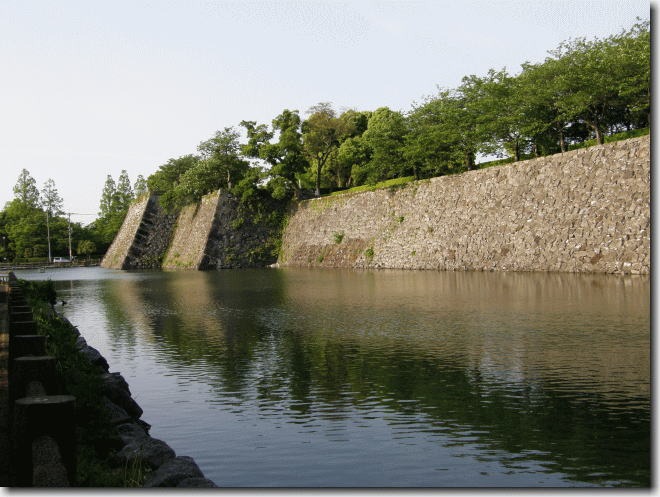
[142,21,648,208]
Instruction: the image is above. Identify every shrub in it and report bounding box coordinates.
[332,231,345,244]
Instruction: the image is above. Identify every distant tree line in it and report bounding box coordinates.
[0,169,147,262]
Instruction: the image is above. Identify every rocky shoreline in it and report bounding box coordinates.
[65,314,217,488]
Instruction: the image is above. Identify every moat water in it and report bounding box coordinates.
[16,267,650,487]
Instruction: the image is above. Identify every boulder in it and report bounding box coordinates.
[101,373,143,419]
[136,419,151,434]
[101,396,131,425]
[116,437,176,469]
[115,422,148,445]
[142,456,204,487]
[79,345,109,372]
[177,477,218,488]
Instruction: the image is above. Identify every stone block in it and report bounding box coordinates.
[12,356,59,398]
[13,395,76,486]
[12,335,47,357]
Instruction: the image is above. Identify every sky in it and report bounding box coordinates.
[0,0,651,224]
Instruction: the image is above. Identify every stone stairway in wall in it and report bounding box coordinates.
[101,195,177,270]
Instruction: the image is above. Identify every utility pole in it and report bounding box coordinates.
[65,212,96,262]
[45,210,52,263]
[67,212,72,261]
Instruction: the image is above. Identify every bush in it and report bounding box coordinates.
[332,231,345,244]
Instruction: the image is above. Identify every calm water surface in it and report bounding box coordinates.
[16,267,650,487]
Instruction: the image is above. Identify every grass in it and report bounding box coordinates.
[567,127,649,151]
[329,176,415,197]
[478,127,650,169]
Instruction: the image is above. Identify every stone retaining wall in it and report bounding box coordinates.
[162,194,219,270]
[105,191,280,271]
[101,195,177,270]
[279,136,650,274]
[100,196,150,269]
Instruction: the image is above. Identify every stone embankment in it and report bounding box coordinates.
[102,195,177,270]
[279,136,650,274]
[72,320,217,488]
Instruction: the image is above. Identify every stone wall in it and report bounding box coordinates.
[279,136,650,274]
[100,196,149,269]
[201,193,280,269]
[105,191,281,271]
[162,193,219,270]
[101,196,177,270]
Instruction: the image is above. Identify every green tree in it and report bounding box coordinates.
[405,91,473,177]
[302,103,344,196]
[115,170,134,211]
[41,178,64,262]
[98,175,117,219]
[361,107,409,183]
[336,136,371,186]
[95,171,136,246]
[547,31,646,144]
[197,128,249,190]
[41,179,63,215]
[517,59,572,153]
[328,109,371,188]
[168,128,249,208]
[3,170,46,259]
[77,239,96,261]
[3,206,43,260]
[147,155,200,209]
[464,69,530,161]
[606,20,650,129]
[241,109,309,200]
[13,169,40,208]
[0,211,10,261]
[134,175,148,197]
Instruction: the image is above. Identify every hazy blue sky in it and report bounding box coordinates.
[0,0,650,223]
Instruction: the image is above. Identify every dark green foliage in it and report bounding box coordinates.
[91,169,146,249]
[360,107,410,183]
[404,20,649,171]
[147,155,200,210]
[169,128,250,208]
[17,279,57,306]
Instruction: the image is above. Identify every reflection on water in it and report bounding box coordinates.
[16,267,650,487]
